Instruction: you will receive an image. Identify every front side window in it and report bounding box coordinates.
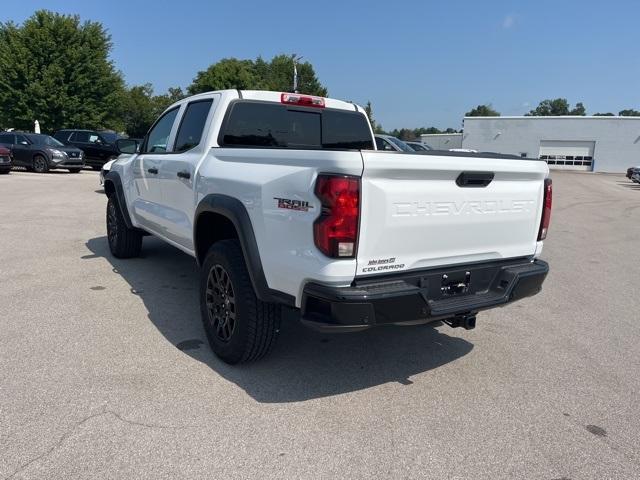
[144,108,179,153]
[174,100,213,152]
[388,136,414,152]
[382,139,396,151]
[16,134,30,145]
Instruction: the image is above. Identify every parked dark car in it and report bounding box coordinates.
[374,134,416,152]
[0,146,12,174]
[627,166,640,179]
[54,129,126,170]
[0,132,84,173]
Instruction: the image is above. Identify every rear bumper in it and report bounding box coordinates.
[301,258,548,331]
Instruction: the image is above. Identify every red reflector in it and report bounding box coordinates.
[281,93,325,108]
[314,175,360,258]
[538,178,552,240]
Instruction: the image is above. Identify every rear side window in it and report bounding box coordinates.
[220,101,373,150]
[0,134,15,144]
[174,100,213,152]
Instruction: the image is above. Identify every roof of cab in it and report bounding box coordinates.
[173,89,363,113]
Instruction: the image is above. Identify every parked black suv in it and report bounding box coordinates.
[54,130,126,170]
[0,132,84,173]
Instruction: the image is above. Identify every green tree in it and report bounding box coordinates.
[619,109,640,116]
[120,85,185,138]
[188,58,260,94]
[593,112,614,116]
[263,54,327,96]
[364,101,384,134]
[527,98,570,116]
[526,98,587,116]
[465,104,500,117]
[569,102,586,116]
[0,10,125,132]
[119,84,156,138]
[187,55,327,96]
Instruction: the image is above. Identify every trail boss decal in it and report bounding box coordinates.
[274,197,314,212]
[362,257,406,273]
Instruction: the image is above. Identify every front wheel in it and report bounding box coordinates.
[32,155,49,173]
[200,239,281,364]
[106,196,142,258]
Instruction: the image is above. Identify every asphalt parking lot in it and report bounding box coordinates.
[1,169,639,479]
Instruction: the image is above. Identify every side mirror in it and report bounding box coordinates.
[116,138,140,154]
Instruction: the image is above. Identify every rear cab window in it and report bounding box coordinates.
[219,101,373,150]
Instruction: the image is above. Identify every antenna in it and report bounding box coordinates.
[291,54,303,93]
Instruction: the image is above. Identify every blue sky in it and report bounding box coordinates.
[3,0,640,130]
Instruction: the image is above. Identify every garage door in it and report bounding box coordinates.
[539,140,595,171]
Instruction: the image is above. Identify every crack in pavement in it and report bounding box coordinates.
[4,409,197,479]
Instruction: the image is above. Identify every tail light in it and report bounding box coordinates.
[538,178,552,240]
[281,93,325,108]
[314,174,360,258]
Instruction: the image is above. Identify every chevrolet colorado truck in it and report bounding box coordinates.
[104,90,551,364]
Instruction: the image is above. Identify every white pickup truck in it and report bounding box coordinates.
[104,90,551,364]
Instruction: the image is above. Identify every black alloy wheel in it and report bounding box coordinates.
[205,264,237,342]
[107,199,119,250]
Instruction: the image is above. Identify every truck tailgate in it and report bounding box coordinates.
[357,151,548,276]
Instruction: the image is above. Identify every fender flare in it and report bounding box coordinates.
[194,194,295,307]
[103,171,135,229]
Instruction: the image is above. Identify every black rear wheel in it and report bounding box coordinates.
[200,239,281,364]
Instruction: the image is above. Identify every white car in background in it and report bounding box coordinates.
[99,158,117,186]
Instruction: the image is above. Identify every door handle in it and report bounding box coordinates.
[177,171,191,179]
[456,171,494,187]
[147,168,158,174]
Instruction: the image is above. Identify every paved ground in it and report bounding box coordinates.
[0,169,639,479]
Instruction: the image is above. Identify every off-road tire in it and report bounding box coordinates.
[106,196,142,258]
[200,239,281,364]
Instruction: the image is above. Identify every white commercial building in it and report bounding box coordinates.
[419,133,462,150]
[461,116,640,173]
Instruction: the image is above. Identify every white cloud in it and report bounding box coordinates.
[502,14,516,29]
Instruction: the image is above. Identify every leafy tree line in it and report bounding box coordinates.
[465,100,640,118]
[0,11,327,136]
[364,101,459,140]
